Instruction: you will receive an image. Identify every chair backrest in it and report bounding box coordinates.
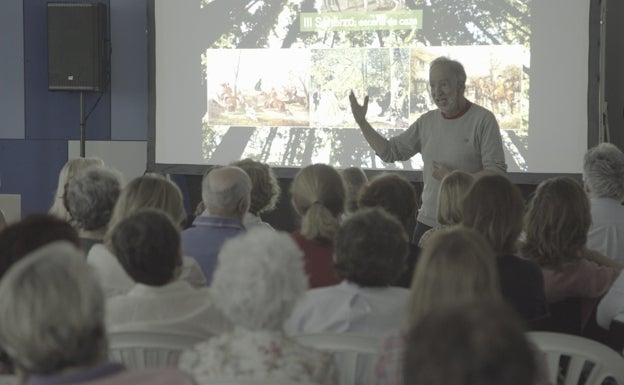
[293,333,381,385]
[207,380,319,385]
[527,331,624,385]
[108,326,204,369]
[0,375,16,385]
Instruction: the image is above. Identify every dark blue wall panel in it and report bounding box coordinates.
[0,140,67,216]
[0,0,25,140]
[110,0,148,141]
[23,0,111,141]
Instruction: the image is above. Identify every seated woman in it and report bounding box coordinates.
[290,164,345,288]
[64,165,122,253]
[87,174,206,297]
[178,228,337,384]
[0,242,194,385]
[462,174,548,322]
[372,226,502,385]
[357,173,419,287]
[106,208,231,338]
[418,170,473,247]
[285,207,409,337]
[0,214,81,375]
[49,156,105,222]
[404,301,539,385]
[231,158,281,230]
[521,176,621,329]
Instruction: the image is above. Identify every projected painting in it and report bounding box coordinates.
[198,0,530,171]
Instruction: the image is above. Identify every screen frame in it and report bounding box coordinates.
[146,0,603,184]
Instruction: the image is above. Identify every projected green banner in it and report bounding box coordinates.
[300,11,423,32]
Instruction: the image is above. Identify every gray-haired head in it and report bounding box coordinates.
[0,241,106,375]
[49,157,105,221]
[201,166,251,219]
[65,166,122,230]
[583,143,624,201]
[430,56,467,88]
[211,228,308,331]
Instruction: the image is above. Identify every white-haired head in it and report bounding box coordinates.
[583,143,624,201]
[211,228,308,331]
[202,166,252,219]
[0,241,106,375]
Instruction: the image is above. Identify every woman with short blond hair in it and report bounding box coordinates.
[87,174,205,297]
[419,170,473,247]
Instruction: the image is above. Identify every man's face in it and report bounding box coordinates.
[429,64,464,116]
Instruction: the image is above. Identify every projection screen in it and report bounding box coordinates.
[148,0,598,179]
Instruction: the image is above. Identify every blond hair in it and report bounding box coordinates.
[437,170,473,225]
[106,174,185,238]
[290,164,345,243]
[521,177,590,268]
[404,226,500,329]
[231,159,280,215]
[461,174,524,255]
[49,157,104,221]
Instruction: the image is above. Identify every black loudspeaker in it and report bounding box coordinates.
[47,2,107,91]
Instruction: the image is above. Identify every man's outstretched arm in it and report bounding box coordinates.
[349,91,390,156]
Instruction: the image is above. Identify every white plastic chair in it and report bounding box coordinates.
[107,325,204,369]
[293,333,381,385]
[526,331,624,385]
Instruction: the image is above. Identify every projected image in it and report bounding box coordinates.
[155,0,534,171]
[205,49,310,127]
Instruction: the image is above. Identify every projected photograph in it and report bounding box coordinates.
[310,48,410,129]
[205,49,310,127]
[155,0,533,171]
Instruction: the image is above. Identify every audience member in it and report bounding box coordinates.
[285,208,409,337]
[521,176,621,328]
[64,165,122,253]
[462,174,548,322]
[0,214,80,375]
[290,163,344,288]
[0,241,195,385]
[178,228,337,384]
[583,143,624,262]
[597,271,624,329]
[106,209,231,337]
[49,157,104,221]
[182,166,251,282]
[88,174,205,297]
[357,173,419,287]
[231,158,280,230]
[403,301,538,385]
[340,166,368,214]
[418,170,473,247]
[372,226,501,385]
[0,214,80,279]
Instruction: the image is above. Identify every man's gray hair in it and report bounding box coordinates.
[0,241,106,374]
[201,166,252,217]
[65,166,122,230]
[583,143,624,200]
[430,56,467,87]
[211,228,308,331]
